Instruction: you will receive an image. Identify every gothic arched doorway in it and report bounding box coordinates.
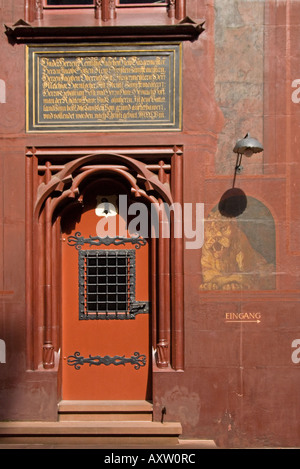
[61,178,152,400]
[26,148,184,409]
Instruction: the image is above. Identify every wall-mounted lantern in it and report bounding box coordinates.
[232,133,263,187]
[95,195,118,218]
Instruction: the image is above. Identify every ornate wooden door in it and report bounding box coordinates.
[61,181,151,400]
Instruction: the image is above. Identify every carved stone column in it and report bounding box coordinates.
[168,0,175,19]
[42,162,54,369]
[109,0,116,19]
[35,0,43,20]
[95,0,102,19]
[175,0,186,20]
[102,0,116,21]
[157,339,169,368]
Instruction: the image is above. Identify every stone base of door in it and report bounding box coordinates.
[0,420,182,446]
[58,399,154,422]
[0,400,184,445]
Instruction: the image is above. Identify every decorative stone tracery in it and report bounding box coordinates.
[26,148,184,373]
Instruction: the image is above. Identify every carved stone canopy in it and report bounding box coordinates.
[4,17,204,44]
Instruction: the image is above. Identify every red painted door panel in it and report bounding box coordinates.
[61,183,151,400]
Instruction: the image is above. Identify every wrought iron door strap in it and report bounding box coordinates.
[67,351,146,370]
[67,232,146,250]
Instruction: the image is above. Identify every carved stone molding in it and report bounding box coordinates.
[5,17,204,44]
[23,0,189,24]
[26,147,184,371]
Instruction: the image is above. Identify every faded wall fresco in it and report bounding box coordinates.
[214,0,264,175]
[200,197,276,291]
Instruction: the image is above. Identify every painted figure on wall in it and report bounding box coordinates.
[199,197,275,291]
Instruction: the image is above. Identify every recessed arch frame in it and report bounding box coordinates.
[26,151,184,375]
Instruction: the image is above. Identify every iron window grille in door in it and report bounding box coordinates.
[79,249,149,320]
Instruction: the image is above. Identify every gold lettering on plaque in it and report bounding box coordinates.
[39,55,170,124]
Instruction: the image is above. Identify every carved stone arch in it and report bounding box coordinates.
[49,166,143,223]
[34,152,173,218]
[26,150,184,374]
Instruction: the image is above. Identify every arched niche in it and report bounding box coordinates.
[200,194,276,291]
[25,148,184,376]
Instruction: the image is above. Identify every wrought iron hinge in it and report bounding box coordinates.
[66,351,146,370]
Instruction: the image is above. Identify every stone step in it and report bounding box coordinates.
[58,400,154,422]
[0,420,182,445]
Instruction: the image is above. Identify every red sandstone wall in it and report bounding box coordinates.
[0,0,299,447]
[153,0,300,448]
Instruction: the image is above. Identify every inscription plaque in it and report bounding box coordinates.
[26,44,182,132]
